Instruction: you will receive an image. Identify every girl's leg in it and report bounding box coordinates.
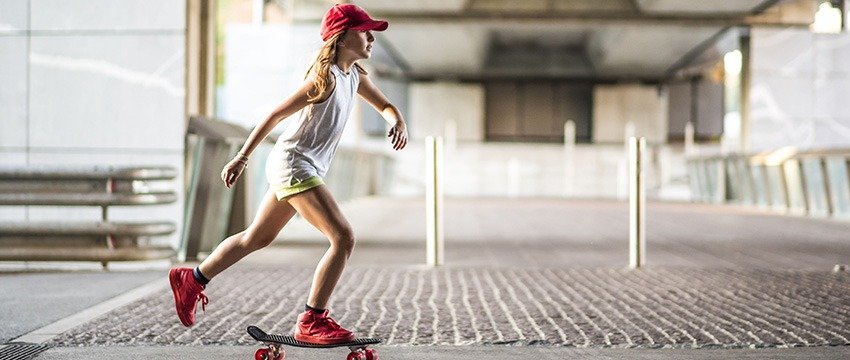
[170,189,296,327]
[198,189,298,279]
[285,185,354,310]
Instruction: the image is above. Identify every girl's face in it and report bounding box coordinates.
[339,30,375,60]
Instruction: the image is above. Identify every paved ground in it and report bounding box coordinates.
[49,265,850,349]
[0,270,162,343]
[3,197,850,359]
[26,345,850,360]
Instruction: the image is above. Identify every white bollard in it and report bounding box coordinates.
[685,121,695,156]
[564,120,576,197]
[426,136,444,267]
[564,120,576,150]
[629,137,646,269]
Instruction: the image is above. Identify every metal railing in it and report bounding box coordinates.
[0,166,178,266]
[686,148,850,218]
[182,115,262,261]
[323,146,397,201]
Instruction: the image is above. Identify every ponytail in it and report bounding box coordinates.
[305,32,342,103]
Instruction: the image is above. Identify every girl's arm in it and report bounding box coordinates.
[220,77,316,188]
[237,77,316,158]
[356,72,408,150]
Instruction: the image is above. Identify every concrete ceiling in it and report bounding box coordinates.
[298,0,810,80]
[633,0,768,14]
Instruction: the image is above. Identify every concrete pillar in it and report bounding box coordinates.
[186,0,215,118]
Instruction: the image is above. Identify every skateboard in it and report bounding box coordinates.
[247,325,382,360]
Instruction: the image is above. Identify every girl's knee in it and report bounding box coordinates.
[331,228,356,253]
[240,229,275,251]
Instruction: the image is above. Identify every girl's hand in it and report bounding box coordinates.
[220,156,248,188]
[388,121,408,150]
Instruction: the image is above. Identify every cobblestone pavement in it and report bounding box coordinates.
[51,265,850,349]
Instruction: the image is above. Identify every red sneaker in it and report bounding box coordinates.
[294,310,355,344]
[168,267,209,327]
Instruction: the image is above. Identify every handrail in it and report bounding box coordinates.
[0,166,176,181]
[0,247,176,262]
[0,221,176,236]
[188,115,275,144]
[0,192,177,206]
[688,148,850,161]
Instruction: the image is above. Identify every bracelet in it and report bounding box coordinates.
[236,153,249,161]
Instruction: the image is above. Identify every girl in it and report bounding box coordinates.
[169,4,406,345]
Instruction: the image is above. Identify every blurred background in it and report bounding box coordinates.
[1,0,849,267]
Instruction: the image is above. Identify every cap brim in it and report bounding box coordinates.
[350,19,388,32]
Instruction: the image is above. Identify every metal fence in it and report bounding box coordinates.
[0,166,178,266]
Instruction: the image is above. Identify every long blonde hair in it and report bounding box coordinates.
[304,30,367,104]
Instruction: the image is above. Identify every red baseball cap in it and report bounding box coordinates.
[320,4,388,41]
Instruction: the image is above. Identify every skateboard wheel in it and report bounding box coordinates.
[254,348,285,360]
[364,348,377,360]
[255,348,269,360]
[346,351,366,360]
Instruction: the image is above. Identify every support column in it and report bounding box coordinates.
[186,0,216,118]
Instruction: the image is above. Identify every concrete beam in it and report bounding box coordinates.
[388,71,665,84]
[366,10,811,27]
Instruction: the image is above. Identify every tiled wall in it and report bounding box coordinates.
[0,0,186,247]
[749,26,850,152]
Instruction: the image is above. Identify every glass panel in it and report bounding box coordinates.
[801,158,829,216]
[725,158,741,202]
[687,161,701,202]
[750,164,769,206]
[825,157,850,217]
[737,158,755,205]
[694,160,708,202]
[765,165,786,210]
[715,159,725,202]
[704,160,717,202]
[783,159,806,214]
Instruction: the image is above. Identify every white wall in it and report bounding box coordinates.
[0,0,186,247]
[408,82,485,142]
[593,84,668,144]
[220,24,321,129]
[749,26,850,152]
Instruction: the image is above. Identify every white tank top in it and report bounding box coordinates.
[266,64,360,185]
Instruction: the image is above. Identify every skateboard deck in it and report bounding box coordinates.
[247,325,381,360]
